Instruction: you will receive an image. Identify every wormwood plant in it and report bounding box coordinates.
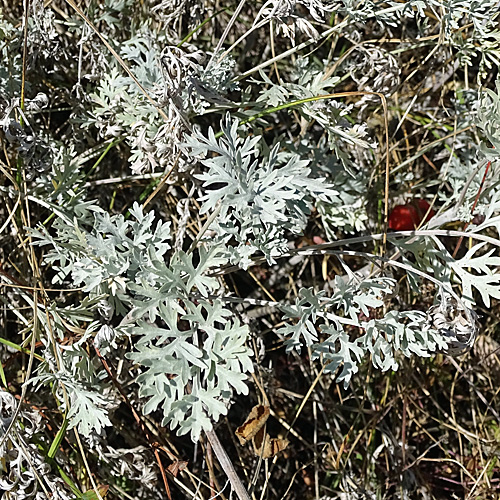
[1,0,500,499]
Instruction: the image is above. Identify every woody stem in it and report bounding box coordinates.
[205,428,252,500]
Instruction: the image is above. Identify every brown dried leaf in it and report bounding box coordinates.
[235,404,270,445]
[252,426,289,459]
[167,460,188,477]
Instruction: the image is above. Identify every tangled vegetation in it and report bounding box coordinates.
[1,0,500,499]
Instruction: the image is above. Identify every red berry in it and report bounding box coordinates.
[388,199,435,230]
[388,205,418,230]
[414,199,435,223]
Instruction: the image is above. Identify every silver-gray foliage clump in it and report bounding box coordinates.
[31,203,254,441]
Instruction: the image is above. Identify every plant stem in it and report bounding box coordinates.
[205,428,252,500]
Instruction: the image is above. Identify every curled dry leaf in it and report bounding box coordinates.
[167,460,188,477]
[428,293,478,355]
[235,404,270,445]
[253,426,289,460]
[236,404,289,459]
